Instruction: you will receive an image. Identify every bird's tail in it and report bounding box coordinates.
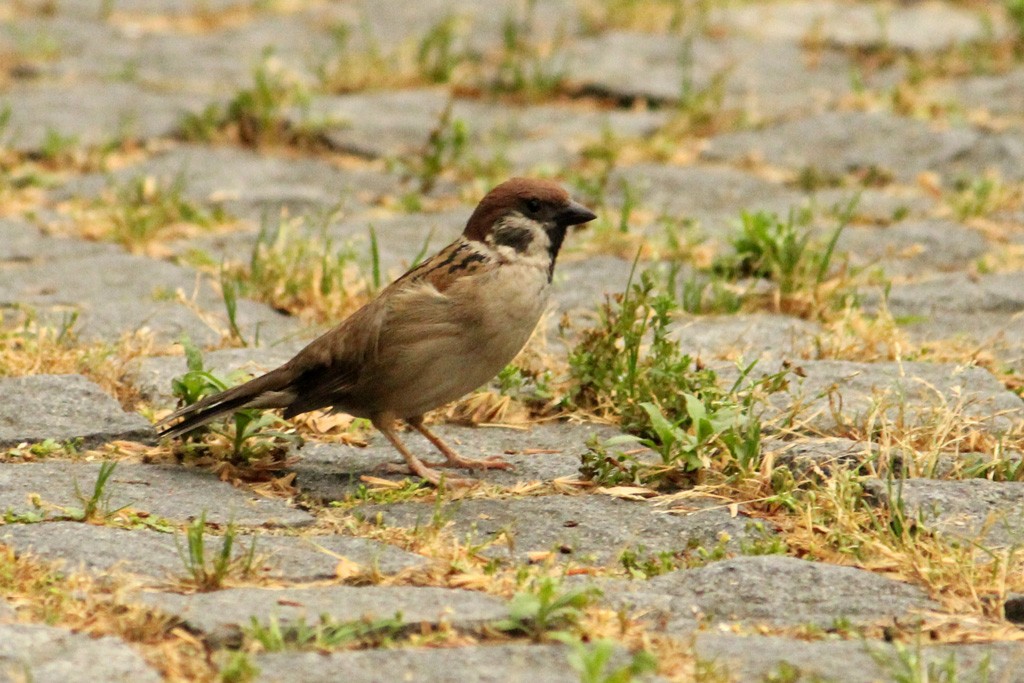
[156,367,296,439]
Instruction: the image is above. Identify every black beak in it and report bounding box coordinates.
[558,200,598,227]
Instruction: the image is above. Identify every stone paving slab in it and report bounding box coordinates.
[0,522,425,583]
[713,0,1002,52]
[610,164,803,237]
[0,218,117,263]
[564,32,888,118]
[358,494,771,567]
[291,423,620,501]
[882,272,1024,320]
[308,0,579,53]
[740,359,1024,436]
[252,643,643,683]
[0,230,294,345]
[811,187,936,226]
[0,375,152,449]
[864,478,1024,548]
[9,13,335,94]
[139,585,508,647]
[52,145,404,220]
[835,219,991,278]
[605,555,937,633]
[0,82,210,151]
[552,255,638,323]
[669,313,822,362]
[942,68,1024,118]
[0,461,313,528]
[703,111,981,182]
[877,272,1024,368]
[694,633,1024,683]
[0,623,160,683]
[307,89,668,168]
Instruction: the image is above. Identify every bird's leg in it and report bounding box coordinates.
[406,415,511,471]
[371,414,474,486]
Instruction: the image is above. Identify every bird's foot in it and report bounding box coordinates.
[433,453,511,471]
[378,461,478,488]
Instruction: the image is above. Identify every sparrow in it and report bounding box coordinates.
[157,177,597,485]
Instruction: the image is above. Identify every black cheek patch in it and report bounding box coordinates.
[491,226,534,253]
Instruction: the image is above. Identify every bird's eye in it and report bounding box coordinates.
[525,198,541,213]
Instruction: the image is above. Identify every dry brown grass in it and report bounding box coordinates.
[771,474,1024,641]
[0,324,155,411]
[0,546,217,681]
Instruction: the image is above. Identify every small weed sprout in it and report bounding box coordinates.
[492,2,567,98]
[413,99,469,195]
[70,461,124,522]
[181,51,331,150]
[90,173,228,252]
[177,512,257,591]
[219,651,259,683]
[416,14,465,84]
[495,577,600,642]
[218,213,373,325]
[713,209,843,297]
[569,268,783,487]
[168,338,299,463]
[245,613,405,652]
[568,638,658,683]
[684,206,854,319]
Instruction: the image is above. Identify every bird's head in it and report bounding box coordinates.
[463,177,597,275]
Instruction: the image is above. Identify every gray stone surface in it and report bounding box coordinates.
[864,478,1024,548]
[140,585,508,646]
[564,32,888,118]
[292,422,621,501]
[253,644,618,683]
[944,68,1024,118]
[0,461,313,527]
[610,556,936,633]
[0,82,210,151]
[553,255,638,321]
[0,375,152,449]
[740,360,1024,435]
[694,633,1024,683]
[0,230,295,346]
[609,164,802,238]
[0,218,116,263]
[835,220,991,277]
[0,522,425,583]
[52,146,404,220]
[703,111,981,182]
[358,493,773,566]
[670,313,822,361]
[882,272,1024,319]
[0,623,160,683]
[308,89,667,169]
[713,0,1002,52]
[877,272,1024,368]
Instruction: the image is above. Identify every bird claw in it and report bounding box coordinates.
[438,454,512,471]
[377,462,480,488]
